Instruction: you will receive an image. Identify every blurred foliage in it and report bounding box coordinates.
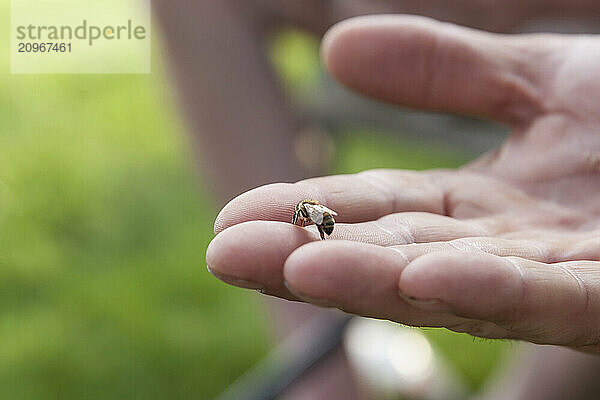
[0,0,508,396]
[1,2,268,399]
[269,28,321,94]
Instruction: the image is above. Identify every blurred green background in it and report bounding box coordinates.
[1,3,509,398]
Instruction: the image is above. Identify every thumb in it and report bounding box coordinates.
[321,15,550,126]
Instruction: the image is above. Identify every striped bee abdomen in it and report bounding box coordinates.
[321,212,335,236]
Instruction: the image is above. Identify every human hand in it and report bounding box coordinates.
[206,15,600,351]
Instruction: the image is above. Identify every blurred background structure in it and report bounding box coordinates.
[4,0,600,399]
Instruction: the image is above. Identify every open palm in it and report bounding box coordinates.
[207,16,600,352]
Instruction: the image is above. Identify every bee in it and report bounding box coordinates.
[292,199,338,240]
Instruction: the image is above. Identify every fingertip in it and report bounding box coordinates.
[213,192,246,235]
[283,240,341,297]
[321,15,369,72]
[213,199,233,235]
[321,15,382,83]
[206,220,318,299]
[281,241,339,306]
[284,240,407,311]
[205,228,267,290]
[321,14,437,54]
[205,221,251,277]
[213,183,298,234]
[321,14,439,80]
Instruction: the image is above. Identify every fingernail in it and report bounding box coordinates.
[207,266,266,291]
[398,290,455,313]
[284,281,339,308]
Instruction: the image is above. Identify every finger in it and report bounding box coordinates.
[207,213,547,299]
[206,221,314,300]
[395,233,600,263]
[283,240,482,329]
[207,213,490,302]
[396,236,555,263]
[329,211,489,245]
[566,235,600,261]
[353,229,593,263]
[399,251,600,349]
[207,214,485,300]
[322,15,550,126]
[209,221,596,345]
[208,218,598,302]
[430,170,542,219]
[500,230,600,262]
[215,169,444,233]
[284,241,600,347]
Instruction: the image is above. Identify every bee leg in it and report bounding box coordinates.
[317,225,325,240]
[292,211,298,225]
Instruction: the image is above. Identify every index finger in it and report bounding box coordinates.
[214,169,445,233]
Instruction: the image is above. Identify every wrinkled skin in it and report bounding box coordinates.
[207,15,600,352]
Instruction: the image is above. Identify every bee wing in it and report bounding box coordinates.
[318,205,338,216]
[303,203,325,225]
